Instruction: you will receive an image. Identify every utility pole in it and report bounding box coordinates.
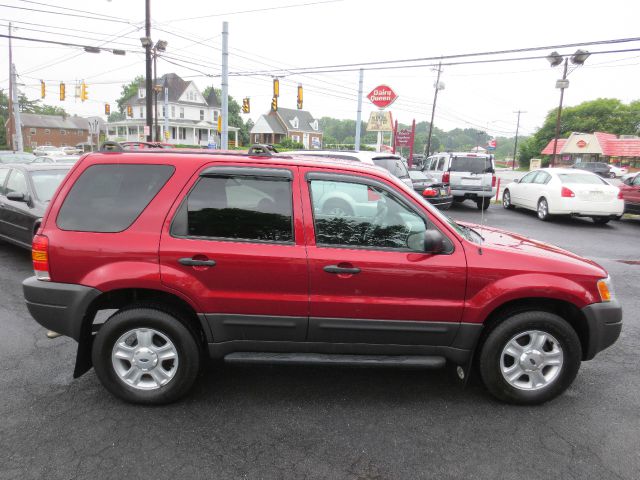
[512,110,526,170]
[426,61,443,157]
[11,63,23,152]
[221,21,229,150]
[8,23,14,149]
[354,68,363,152]
[144,0,153,142]
[163,78,169,142]
[551,58,569,167]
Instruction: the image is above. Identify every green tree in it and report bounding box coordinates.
[116,76,144,114]
[202,87,250,146]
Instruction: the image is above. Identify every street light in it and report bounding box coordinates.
[152,40,167,141]
[547,49,590,166]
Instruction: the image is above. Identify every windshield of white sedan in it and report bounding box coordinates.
[557,173,606,185]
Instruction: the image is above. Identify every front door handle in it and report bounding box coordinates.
[179,257,216,267]
[324,265,361,274]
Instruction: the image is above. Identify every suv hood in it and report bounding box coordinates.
[458,222,606,276]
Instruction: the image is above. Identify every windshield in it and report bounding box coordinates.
[373,157,410,179]
[558,173,606,185]
[31,169,70,202]
[450,156,492,174]
[0,154,35,164]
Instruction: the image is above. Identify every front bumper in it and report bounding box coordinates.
[23,276,101,341]
[581,299,623,360]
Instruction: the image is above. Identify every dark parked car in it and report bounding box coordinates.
[619,172,640,214]
[408,169,453,210]
[0,164,70,248]
[572,162,614,178]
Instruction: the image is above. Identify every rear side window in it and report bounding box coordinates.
[372,157,410,179]
[450,156,492,174]
[171,175,293,243]
[57,164,174,232]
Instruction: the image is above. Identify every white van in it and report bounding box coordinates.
[424,152,496,210]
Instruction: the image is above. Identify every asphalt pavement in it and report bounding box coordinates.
[1,206,639,480]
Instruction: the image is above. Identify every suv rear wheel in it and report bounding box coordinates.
[476,197,490,210]
[92,307,201,405]
[479,311,581,404]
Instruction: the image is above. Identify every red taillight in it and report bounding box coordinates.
[32,234,50,281]
[442,171,450,183]
[617,189,623,200]
[492,175,496,187]
[561,187,575,198]
[422,188,437,197]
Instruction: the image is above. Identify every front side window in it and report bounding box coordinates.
[310,179,427,250]
[172,174,293,243]
[57,164,174,232]
[633,175,640,186]
[519,171,539,184]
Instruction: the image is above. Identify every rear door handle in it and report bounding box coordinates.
[179,257,216,267]
[324,265,361,274]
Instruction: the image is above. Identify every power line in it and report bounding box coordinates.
[0,33,138,53]
[171,0,343,22]
[15,0,130,22]
[0,3,134,24]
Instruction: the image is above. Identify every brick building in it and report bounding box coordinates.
[6,113,104,150]
[251,107,323,149]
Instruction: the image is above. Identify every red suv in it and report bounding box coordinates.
[23,150,622,405]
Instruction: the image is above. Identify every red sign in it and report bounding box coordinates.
[367,85,397,109]
[396,129,412,146]
[577,140,587,148]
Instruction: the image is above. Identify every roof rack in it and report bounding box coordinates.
[99,141,124,152]
[247,144,279,156]
[95,142,292,159]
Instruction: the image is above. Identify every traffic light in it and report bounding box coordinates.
[127,105,133,117]
[271,96,278,112]
[217,114,222,133]
[40,80,45,99]
[80,81,88,102]
[242,97,250,114]
[105,103,111,115]
[273,78,279,98]
[59,82,65,101]
[297,84,303,110]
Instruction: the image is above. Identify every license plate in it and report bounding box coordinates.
[461,179,481,186]
[440,189,447,196]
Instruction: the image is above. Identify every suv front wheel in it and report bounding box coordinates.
[92,307,201,405]
[479,311,582,404]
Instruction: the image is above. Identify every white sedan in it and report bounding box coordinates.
[502,168,623,224]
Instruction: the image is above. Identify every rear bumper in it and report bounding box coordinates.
[551,199,624,216]
[23,276,101,341]
[451,188,495,199]
[581,299,623,360]
[427,195,454,209]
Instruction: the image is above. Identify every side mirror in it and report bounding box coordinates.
[484,167,495,174]
[6,191,27,202]
[423,230,445,254]
[514,178,520,183]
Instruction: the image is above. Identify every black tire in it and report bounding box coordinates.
[537,197,550,221]
[608,172,615,179]
[453,197,465,203]
[592,217,610,225]
[322,198,353,217]
[476,197,490,210]
[502,189,515,210]
[92,307,201,405]
[479,311,582,405]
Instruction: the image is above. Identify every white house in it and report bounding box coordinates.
[106,73,239,147]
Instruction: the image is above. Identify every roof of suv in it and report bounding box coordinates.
[80,150,398,182]
[286,150,405,164]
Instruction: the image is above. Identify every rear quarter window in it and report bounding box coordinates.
[56,164,174,232]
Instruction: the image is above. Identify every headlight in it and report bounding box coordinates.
[597,277,614,302]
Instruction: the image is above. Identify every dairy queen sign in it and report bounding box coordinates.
[367,85,398,109]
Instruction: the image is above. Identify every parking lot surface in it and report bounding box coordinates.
[1,205,638,480]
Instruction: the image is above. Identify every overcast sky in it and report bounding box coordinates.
[2,0,640,138]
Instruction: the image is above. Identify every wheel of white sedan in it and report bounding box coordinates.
[537,198,550,221]
[502,189,515,210]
